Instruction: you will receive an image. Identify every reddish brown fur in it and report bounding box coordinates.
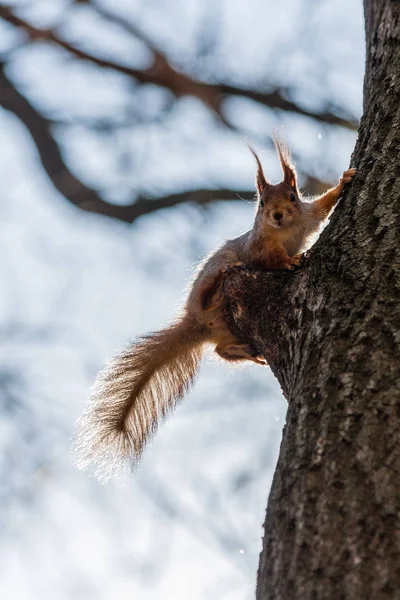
[75,137,357,478]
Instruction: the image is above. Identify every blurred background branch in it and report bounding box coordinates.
[0,2,358,223]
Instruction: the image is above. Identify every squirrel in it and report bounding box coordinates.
[75,135,356,479]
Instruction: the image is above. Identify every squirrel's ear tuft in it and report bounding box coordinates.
[273,134,298,190]
[247,144,269,196]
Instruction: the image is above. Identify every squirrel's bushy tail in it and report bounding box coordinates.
[75,317,205,480]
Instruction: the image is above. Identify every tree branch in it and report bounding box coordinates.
[0,5,357,223]
[218,83,358,131]
[0,63,331,223]
[0,61,248,219]
[0,6,358,131]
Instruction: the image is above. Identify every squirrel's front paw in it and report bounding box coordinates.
[286,254,303,270]
[339,168,357,186]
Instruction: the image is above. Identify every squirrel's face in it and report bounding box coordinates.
[250,136,302,229]
[259,183,302,229]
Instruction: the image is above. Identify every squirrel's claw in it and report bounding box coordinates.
[340,168,358,185]
[229,261,247,270]
[221,261,246,274]
[287,253,303,270]
[285,253,305,271]
[254,354,268,365]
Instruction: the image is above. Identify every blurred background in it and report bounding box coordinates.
[0,1,363,598]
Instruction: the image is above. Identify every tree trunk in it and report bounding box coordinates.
[223,1,400,598]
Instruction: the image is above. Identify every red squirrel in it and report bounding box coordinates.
[75,136,356,479]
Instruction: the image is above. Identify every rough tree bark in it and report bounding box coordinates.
[223,2,400,598]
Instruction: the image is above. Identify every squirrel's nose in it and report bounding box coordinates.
[273,212,283,221]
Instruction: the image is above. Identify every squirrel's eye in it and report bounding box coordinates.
[259,197,264,207]
[290,193,296,203]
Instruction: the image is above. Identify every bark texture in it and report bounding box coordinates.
[223,2,400,598]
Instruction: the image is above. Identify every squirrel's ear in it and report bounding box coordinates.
[274,134,298,190]
[247,145,269,196]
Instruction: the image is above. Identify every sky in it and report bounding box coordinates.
[0,1,364,598]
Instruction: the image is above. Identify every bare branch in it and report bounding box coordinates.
[0,63,246,222]
[0,64,331,223]
[0,6,358,130]
[218,84,358,131]
[0,4,337,224]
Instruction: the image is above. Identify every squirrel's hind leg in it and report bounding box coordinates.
[216,343,267,366]
[200,262,245,311]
